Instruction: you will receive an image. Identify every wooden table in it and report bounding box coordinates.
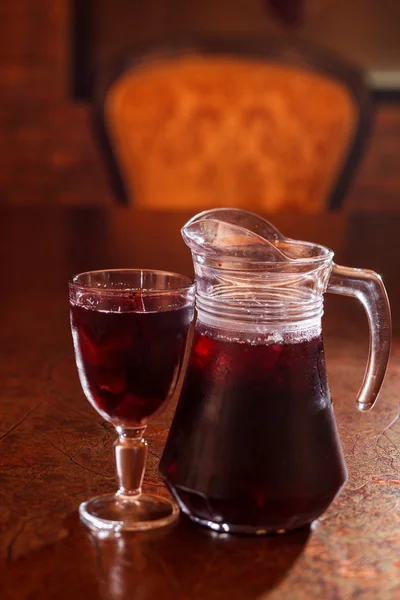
[0,206,399,600]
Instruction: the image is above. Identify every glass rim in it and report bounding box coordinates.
[69,268,195,295]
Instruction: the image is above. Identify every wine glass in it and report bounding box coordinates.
[69,269,195,533]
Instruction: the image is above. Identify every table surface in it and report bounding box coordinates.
[0,206,399,600]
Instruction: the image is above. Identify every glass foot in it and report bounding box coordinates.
[79,493,179,533]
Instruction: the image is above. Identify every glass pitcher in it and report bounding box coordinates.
[159,209,391,534]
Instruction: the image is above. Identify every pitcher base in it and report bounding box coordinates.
[187,513,315,535]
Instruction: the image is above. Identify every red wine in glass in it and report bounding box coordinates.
[71,301,193,426]
[69,269,195,533]
[160,325,347,533]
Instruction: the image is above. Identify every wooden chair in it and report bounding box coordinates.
[96,37,371,212]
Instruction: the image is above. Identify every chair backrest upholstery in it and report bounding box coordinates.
[98,38,370,212]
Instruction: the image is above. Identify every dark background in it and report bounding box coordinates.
[1,0,400,209]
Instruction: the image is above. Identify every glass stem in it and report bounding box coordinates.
[114,427,147,498]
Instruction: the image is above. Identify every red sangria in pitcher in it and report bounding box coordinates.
[160,209,391,534]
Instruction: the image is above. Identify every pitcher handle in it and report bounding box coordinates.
[326,264,391,412]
